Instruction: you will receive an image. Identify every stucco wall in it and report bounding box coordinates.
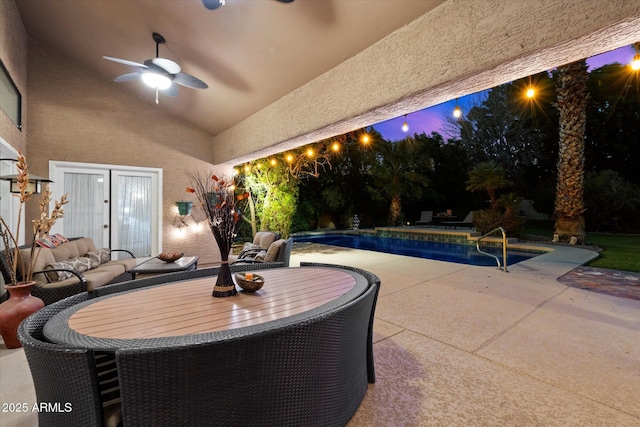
[212,0,640,165]
[0,0,27,153]
[26,39,226,265]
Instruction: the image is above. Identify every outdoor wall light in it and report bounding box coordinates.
[0,158,53,194]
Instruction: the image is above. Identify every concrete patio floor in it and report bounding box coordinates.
[1,242,639,426]
[291,242,640,426]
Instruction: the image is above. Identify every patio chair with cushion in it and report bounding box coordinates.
[227,231,280,264]
[232,237,293,267]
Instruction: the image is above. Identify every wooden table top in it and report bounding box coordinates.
[66,267,357,340]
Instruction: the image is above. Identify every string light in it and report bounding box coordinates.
[631,54,640,71]
[452,98,462,118]
[401,114,409,132]
[332,142,340,152]
[526,86,536,98]
[361,134,370,144]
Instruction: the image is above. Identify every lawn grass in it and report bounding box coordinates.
[522,221,640,272]
[584,234,640,272]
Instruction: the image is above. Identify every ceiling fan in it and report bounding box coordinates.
[202,0,294,11]
[103,32,208,104]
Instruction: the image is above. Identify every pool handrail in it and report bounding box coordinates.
[476,227,508,272]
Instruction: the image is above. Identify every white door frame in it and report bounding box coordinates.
[49,161,163,255]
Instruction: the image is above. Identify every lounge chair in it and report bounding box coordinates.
[415,211,433,225]
[232,237,293,267]
[441,211,475,229]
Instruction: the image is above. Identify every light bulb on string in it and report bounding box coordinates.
[401,114,409,132]
[453,99,462,118]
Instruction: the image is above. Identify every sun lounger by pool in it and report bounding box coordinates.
[442,211,475,229]
[415,211,433,225]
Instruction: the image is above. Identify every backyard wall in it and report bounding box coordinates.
[24,39,225,265]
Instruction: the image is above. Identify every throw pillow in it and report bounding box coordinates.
[70,256,92,273]
[253,250,268,262]
[85,251,101,269]
[43,260,76,282]
[264,239,285,262]
[97,248,111,264]
[36,233,69,249]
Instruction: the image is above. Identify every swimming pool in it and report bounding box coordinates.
[294,233,538,266]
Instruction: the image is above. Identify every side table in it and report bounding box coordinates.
[130,256,199,279]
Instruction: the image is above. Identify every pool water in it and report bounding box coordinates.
[294,234,538,266]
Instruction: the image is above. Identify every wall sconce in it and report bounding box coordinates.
[174,200,203,229]
[0,158,53,194]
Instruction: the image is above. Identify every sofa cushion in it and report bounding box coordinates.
[105,258,137,271]
[75,238,97,257]
[80,270,115,292]
[254,231,278,249]
[52,241,80,262]
[93,263,126,277]
[19,247,56,283]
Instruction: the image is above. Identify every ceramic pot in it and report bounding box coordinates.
[0,282,44,349]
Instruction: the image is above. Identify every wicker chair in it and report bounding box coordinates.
[114,270,378,426]
[299,262,381,383]
[17,292,122,427]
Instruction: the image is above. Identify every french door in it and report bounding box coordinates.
[50,162,162,257]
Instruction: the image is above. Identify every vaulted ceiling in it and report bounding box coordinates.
[16,0,445,138]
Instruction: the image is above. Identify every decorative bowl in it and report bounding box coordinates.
[158,252,184,263]
[234,273,264,292]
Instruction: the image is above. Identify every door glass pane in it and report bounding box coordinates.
[117,175,151,257]
[63,173,106,247]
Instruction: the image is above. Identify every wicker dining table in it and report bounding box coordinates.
[43,266,367,350]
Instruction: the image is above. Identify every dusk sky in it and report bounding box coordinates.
[373,45,636,142]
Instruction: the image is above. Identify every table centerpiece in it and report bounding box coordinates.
[187,172,248,297]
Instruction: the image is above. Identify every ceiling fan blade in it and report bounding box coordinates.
[160,84,178,97]
[173,72,208,89]
[113,72,141,83]
[103,56,147,69]
[152,57,181,74]
[276,0,295,3]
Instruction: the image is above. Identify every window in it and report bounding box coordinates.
[0,60,22,130]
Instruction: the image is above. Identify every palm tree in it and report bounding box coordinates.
[372,138,429,226]
[465,160,512,207]
[553,60,589,243]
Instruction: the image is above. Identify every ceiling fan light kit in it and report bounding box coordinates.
[103,32,208,104]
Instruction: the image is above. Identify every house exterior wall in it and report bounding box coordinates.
[0,0,27,153]
[24,39,226,265]
[212,0,640,165]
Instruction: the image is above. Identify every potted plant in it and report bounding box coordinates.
[0,152,68,348]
